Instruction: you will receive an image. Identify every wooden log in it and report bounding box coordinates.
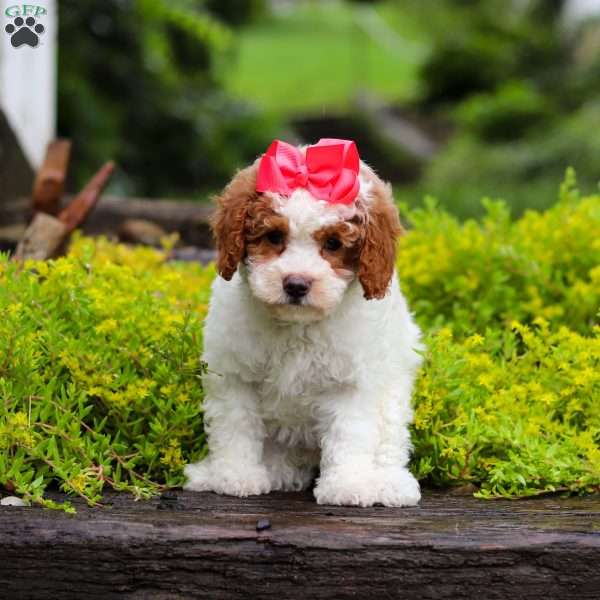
[0,223,26,252]
[0,490,598,599]
[58,161,115,233]
[118,219,168,247]
[13,162,115,261]
[0,197,30,225]
[13,212,68,260]
[32,139,72,215]
[2,195,215,248]
[74,195,215,248]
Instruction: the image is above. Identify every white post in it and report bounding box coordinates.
[0,0,57,169]
[564,0,600,21]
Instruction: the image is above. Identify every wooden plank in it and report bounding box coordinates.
[0,490,598,599]
[32,139,72,215]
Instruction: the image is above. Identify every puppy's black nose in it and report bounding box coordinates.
[283,275,312,299]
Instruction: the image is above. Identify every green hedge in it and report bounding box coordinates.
[398,170,599,336]
[1,177,598,509]
[0,240,213,510]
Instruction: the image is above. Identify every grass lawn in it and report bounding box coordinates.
[220,0,429,115]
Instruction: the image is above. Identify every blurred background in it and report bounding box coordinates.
[10,0,600,219]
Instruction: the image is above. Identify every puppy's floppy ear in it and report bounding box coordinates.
[358,170,404,300]
[211,164,258,280]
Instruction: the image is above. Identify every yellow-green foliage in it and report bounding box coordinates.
[0,174,598,509]
[400,172,599,497]
[397,171,600,335]
[413,323,599,498]
[0,236,214,511]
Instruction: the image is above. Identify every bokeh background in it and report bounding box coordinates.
[58,0,600,218]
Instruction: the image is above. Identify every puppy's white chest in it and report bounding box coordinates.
[254,330,355,429]
[259,329,354,394]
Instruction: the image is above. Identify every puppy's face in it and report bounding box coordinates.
[212,160,402,322]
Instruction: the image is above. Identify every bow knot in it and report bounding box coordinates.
[256,138,360,205]
[294,164,309,187]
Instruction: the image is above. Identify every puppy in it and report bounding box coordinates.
[184,139,422,507]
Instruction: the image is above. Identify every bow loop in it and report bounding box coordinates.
[256,138,360,205]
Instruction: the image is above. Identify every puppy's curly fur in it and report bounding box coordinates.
[185,153,422,507]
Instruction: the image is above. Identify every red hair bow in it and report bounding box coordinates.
[256,138,360,205]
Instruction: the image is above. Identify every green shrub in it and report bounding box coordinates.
[402,175,599,497]
[454,81,552,141]
[0,181,598,509]
[410,0,600,218]
[418,0,566,106]
[58,0,278,195]
[413,324,599,498]
[420,30,518,105]
[0,237,214,511]
[398,170,600,336]
[418,102,600,218]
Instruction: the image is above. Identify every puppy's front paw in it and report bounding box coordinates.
[374,467,421,507]
[314,468,379,507]
[184,460,271,497]
[314,467,420,507]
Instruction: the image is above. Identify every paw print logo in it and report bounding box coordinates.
[5,16,45,48]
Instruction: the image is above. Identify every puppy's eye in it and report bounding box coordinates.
[324,237,342,251]
[266,230,284,245]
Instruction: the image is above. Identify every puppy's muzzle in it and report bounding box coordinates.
[283,275,312,302]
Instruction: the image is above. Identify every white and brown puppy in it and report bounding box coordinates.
[185,139,422,507]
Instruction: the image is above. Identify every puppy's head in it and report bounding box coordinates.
[212,154,402,322]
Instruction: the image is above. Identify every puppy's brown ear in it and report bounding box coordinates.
[212,164,258,280]
[358,172,403,300]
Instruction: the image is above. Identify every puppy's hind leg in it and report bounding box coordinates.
[262,438,318,492]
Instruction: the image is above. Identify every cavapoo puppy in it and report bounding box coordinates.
[184,138,423,507]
